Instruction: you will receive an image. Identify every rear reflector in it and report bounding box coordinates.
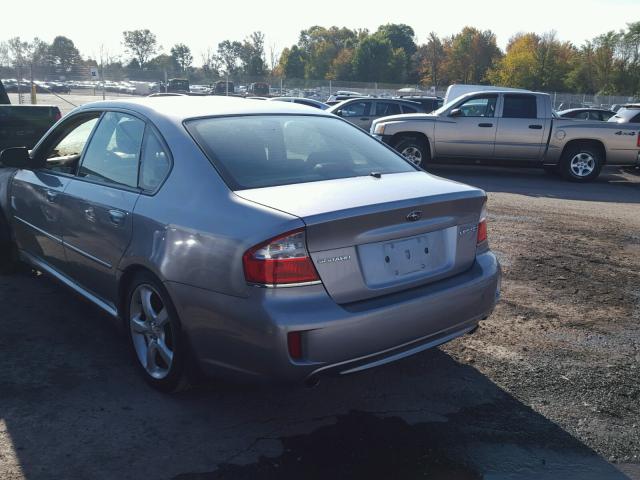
[477,219,487,243]
[287,331,303,360]
[243,228,320,285]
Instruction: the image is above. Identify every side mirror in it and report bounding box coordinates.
[449,108,462,117]
[334,109,343,117]
[0,147,31,168]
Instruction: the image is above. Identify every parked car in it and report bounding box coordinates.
[326,91,366,105]
[0,96,500,392]
[248,82,270,96]
[269,96,329,109]
[328,98,425,130]
[371,90,640,182]
[214,81,235,95]
[165,78,189,94]
[395,96,444,113]
[557,108,614,121]
[608,105,640,123]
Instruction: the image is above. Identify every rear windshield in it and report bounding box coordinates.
[185,115,416,190]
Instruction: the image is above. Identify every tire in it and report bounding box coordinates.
[0,212,19,274]
[125,271,190,392]
[394,137,431,168]
[559,144,603,182]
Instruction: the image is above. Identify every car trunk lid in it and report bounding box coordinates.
[235,172,485,303]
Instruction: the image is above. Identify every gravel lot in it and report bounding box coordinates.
[0,163,639,480]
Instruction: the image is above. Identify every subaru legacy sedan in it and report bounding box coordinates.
[0,97,500,392]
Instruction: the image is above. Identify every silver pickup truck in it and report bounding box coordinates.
[371,90,640,182]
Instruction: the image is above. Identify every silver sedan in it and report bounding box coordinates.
[0,96,501,392]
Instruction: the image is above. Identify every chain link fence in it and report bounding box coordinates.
[2,65,637,112]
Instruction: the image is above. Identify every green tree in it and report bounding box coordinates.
[240,31,266,77]
[123,29,158,68]
[217,40,243,76]
[47,36,81,71]
[170,43,193,73]
[352,35,393,82]
[278,45,305,78]
[444,27,501,84]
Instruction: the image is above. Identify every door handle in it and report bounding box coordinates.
[108,209,126,225]
[529,124,543,129]
[84,207,96,222]
[478,123,493,127]
[45,190,58,203]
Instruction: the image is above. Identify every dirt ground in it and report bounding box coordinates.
[0,165,638,480]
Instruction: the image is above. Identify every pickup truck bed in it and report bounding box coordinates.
[372,91,639,182]
[0,104,61,151]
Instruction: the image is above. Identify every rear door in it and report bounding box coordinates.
[373,100,403,124]
[10,113,100,272]
[58,111,144,302]
[434,94,498,159]
[494,94,546,160]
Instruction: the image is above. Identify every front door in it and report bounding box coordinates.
[10,114,100,271]
[434,94,498,159]
[339,100,374,130]
[59,111,144,302]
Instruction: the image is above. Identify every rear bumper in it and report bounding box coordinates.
[165,251,500,384]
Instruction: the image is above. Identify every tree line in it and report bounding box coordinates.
[1,22,639,95]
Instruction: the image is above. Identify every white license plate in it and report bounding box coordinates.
[383,236,431,276]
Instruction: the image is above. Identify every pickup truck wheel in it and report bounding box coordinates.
[394,138,430,168]
[560,146,602,182]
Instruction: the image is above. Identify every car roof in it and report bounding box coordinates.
[74,95,332,122]
[558,108,612,114]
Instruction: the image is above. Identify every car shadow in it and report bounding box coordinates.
[0,270,632,480]
[426,164,640,204]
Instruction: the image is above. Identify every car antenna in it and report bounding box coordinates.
[370,171,382,179]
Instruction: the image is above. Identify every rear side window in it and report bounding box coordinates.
[375,102,401,116]
[185,115,416,190]
[631,113,640,123]
[78,112,144,188]
[502,95,537,119]
[139,129,171,191]
[401,104,419,113]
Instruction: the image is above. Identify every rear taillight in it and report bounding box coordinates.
[54,110,61,121]
[243,228,320,285]
[637,132,640,148]
[477,204,488,244]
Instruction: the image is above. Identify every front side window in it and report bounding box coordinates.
[457,96,497,117]
[186,115,416,190]
[503,95,538,119]
[78,112,144,188]
[340,101,371,117]
[42,115,100,173]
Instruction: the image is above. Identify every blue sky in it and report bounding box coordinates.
[4,0,639,64]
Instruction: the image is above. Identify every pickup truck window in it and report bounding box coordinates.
[457,96,497,117]
[503,94,537,119]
